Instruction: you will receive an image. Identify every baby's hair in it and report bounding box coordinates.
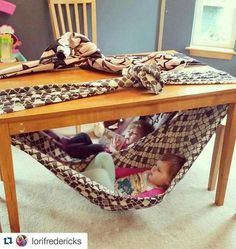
[128,120,154,137]
[160,153,187,180]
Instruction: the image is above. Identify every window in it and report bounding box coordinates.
[186,0,236,59]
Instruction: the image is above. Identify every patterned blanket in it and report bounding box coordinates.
[0,32,235,115]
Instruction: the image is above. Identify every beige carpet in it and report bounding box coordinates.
[0,133,236,249]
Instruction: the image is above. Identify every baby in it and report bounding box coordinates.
[107,120,154,152]
[82,152,186,197]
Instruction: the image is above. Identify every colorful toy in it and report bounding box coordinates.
[0,25,22,52]
[0,1,26,61]
[0,33,14,62]
[0,25,26,62]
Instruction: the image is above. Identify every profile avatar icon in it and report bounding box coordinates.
[16,234,28,247]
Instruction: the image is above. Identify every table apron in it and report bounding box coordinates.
[6,93,236,135]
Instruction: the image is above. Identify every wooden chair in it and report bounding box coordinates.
[48,0,97,133]
[48,0,97,44]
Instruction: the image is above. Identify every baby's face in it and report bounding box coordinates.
[124,126,142,145]
[148,160,171,187]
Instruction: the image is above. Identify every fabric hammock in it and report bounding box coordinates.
[1,32,234,210]
[11,105,227,210]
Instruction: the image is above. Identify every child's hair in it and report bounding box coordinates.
[160,153,187,180]
[128,120,154,137]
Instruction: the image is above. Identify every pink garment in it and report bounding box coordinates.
[136,188,165,198]
[115,167,166,198]
[115,167,148,179]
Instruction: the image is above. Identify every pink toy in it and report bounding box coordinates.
[0,0,16,15]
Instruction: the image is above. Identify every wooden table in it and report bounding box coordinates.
[0,67,236,232]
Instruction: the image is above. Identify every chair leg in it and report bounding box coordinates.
[208,124,225,191]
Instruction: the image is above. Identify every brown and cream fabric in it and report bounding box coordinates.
[161,69,236,84]
[0,32,235,115]
[11,105,227,211]
[0,61,235,115]
[0,66,164,115]
[0,80,120,114]
[0,59,235,115]
[1,33,235,210]
[0,32,186,79]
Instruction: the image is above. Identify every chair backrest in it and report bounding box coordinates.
[48,0,97,44]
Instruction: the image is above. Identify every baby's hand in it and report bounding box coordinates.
[107,136,119,153]
[107,144,117,153]
[111,135,124,150]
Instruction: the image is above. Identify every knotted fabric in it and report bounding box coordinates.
[0,32,185,78]
[0,32,235,115]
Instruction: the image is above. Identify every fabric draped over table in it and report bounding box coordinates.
[0,32,187,78]
[0,32,235,115]
[0,32,236,210]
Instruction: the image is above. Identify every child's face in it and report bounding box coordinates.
[148,160,172,188]
[124,126,142,145]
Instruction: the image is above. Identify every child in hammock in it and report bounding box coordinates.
[82,152,186,197]
[44,119,154,159]
[104,119,154,153]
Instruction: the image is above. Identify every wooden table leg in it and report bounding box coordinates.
[0,165,2,181]
[0,123,20,232]
[215,104,236,206]
[208,124,225,191]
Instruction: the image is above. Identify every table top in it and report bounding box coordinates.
[0,65,236,129]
